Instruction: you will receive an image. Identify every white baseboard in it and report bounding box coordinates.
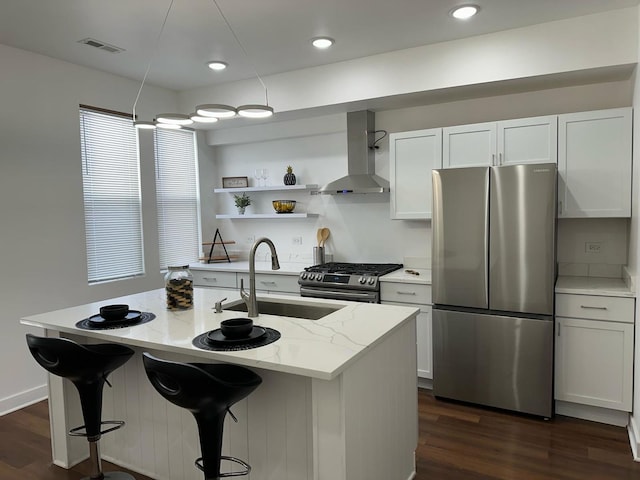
[629,415,640,461]
[0,384,48,416]
[417,377,432,390]
[555,401,629,427]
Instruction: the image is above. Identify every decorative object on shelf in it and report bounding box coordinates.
[272,200,296,213]
[284,166,297,185]
[165,265,193,310]
[234,192,251,214]
[222,176,249,188]
[201,228,237,263]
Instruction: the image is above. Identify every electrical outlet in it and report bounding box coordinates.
[585,242,602,253]
[292,236,303,245]
[246,235,255,244]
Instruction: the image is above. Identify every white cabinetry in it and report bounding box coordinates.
[555,293,635,412]
[191,270,237,289]
[237,272,300,295]
[558,107,632,218]
[389,128,442,220]
[381,282,432,380]
[442,115,557,168]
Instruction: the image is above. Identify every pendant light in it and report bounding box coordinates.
[133,0,274,130]
[133,0,175,130]
[211,0,273,119]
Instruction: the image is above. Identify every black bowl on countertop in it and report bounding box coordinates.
[220,318,254,339]
[99,304,130,321]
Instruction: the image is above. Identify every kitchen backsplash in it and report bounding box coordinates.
[557,217,629,277]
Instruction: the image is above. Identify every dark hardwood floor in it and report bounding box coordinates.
[1,389,639,479]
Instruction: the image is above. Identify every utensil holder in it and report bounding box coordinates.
[313,246,325,265]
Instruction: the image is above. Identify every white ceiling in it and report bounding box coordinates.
[1,0,639,92]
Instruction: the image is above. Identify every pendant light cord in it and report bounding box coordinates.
[132,0,175,120]
[211,0,269,105]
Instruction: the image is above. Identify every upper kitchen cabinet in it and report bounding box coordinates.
[389,128,442,220]
[443,122,496,168]
[443,116,557,168]
[558,108,632,218]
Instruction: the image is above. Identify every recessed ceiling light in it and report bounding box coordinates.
[450,5,479,20]
[312,37,334,49]
[207,61,228,71]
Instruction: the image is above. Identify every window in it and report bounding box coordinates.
[79,106,144,284]
[154,128,201,269]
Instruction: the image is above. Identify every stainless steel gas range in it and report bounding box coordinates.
[298,262,403,303]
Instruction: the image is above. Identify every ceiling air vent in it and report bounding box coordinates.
[78,38,125,54]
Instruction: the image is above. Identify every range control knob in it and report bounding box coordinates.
[368,277,376,285]
[316,274,323,281]
[309,273,316,280]
[301,272,308,280]
[358,276,366,284]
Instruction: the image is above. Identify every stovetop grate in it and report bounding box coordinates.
[305,262,403,276]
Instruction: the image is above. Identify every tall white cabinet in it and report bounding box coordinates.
[442,115,557,168]
[557,107,632,218]
[389,128,442,220]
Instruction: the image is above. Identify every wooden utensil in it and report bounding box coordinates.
[316,228,323,246]
[320,227,330,247]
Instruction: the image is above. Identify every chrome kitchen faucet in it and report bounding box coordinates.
[241,237,280,317]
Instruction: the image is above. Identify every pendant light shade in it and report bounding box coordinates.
[237,105,274,118]
[190,113,220,123]
[156,113,193,125]
[134,120,157,130]
[196,104,237,118]
[156,123,182,129]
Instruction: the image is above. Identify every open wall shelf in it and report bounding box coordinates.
[213,184,318,193]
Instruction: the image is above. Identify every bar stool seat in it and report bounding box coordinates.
[142,352,262,480]
[26,334,135,480]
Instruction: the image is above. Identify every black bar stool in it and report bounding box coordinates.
[142,352,262,480]
[26,334,135,480]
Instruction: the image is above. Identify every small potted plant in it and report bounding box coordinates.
[234,192,251,214]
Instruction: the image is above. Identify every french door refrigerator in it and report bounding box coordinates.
[432,163,556,418]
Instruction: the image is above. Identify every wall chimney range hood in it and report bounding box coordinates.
[319,110,389,194]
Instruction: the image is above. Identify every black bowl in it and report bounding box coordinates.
[99,304,130,321]
[220,318,254,339]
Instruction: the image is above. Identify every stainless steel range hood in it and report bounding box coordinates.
[319,110,389,194]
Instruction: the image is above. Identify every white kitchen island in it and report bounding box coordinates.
[21,287,419,480]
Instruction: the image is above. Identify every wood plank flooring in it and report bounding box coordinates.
[1,389,639,479]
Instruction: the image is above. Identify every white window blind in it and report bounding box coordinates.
[79,107,144,284]
[154,128,202,269]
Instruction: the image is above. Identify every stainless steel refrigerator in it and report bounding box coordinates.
[432,163,556,418]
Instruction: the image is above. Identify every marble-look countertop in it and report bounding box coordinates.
[190,261,305,275]
[555,276,635,298]
[380,268,432,285]
[21,288,418,381]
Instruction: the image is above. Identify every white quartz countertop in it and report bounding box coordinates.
[21,288,418,381]
[555,276,635,298]
[380,268,432,285]
[190,261,305,275]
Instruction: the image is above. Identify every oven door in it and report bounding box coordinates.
[300,286,379,303]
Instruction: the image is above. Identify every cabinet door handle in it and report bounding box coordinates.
[499,153,503,165]
[396,291,417,296]
[492,153,496,165]
[260,281,277,286]
[203,277,218,282]
[558,201,563,214]
[557,324,560,336]
[580,305,608,310]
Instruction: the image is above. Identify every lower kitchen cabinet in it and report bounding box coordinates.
[191,269,237,289]
[554,293,635,412]
[237,272,300,295]
[381,282,432,380]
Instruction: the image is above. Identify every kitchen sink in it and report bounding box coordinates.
[224,298,343,320]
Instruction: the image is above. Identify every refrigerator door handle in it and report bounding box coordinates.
[484,170,490,306]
